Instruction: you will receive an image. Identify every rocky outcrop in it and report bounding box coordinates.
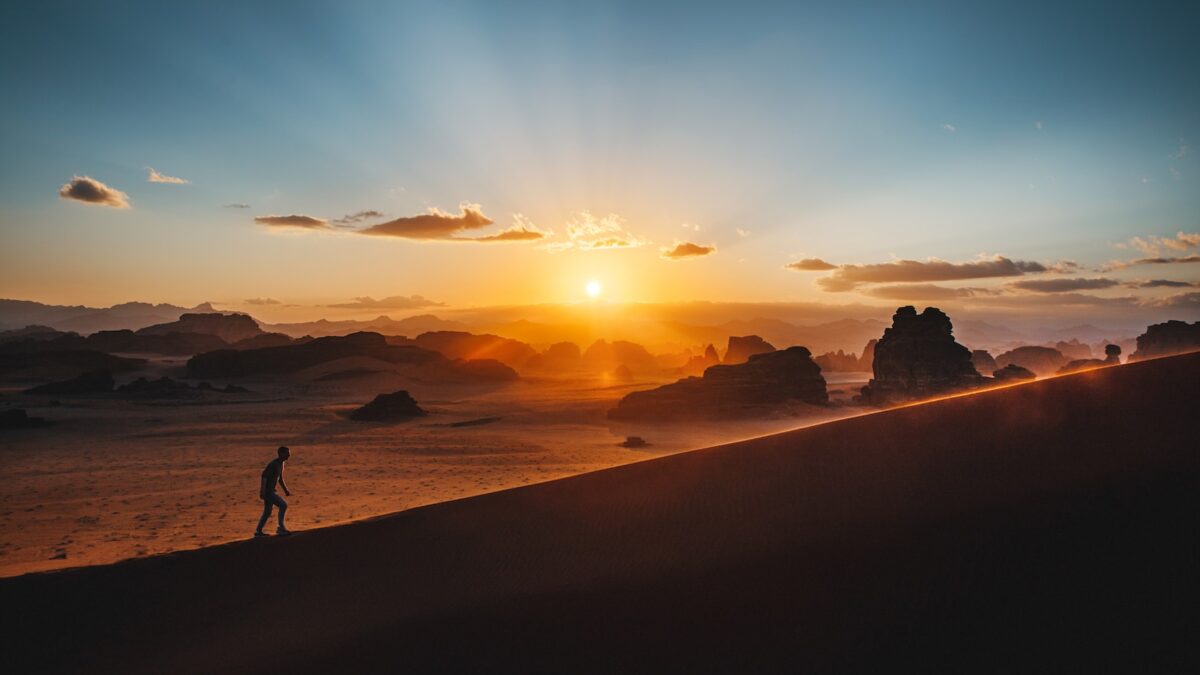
[230,333,296,350]
[187,332,517,383]
[860,307,982,404]
[0,325,68,343]
[413,331,536,368]
[993,364,1036,382]
[25,370,115,394]
[722,335,776,365]
[995,346,1067,377]
[584,340,657,372]
[0,329,227,356]
[1129,320,1200,361]
[859,339,877,371]
[0,350,144,382]
[679,343,721,376]
[608,347,827,421]
[1104,344,1121,364]
[137,313,264,344]
[971,350,998,374]
[1054,339,1093,361]
[350,390,427,421]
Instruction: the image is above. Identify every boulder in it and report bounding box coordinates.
[971,350,998,374]
[1104,344,1121,364]
[723,335,776,365]
[860,307,982,404]
[25,370,115,394]
[993,364,1036,381]
[995,346,1067,377]
[350,390,427,421]
[608,347,827,421]
[1129,320,1200,361]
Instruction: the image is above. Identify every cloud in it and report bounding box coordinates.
[326,295,444,310]
[244,297,282,306]
[545,211,647,251]
[785,258,838,272]
[1173,143,1190,159]
[146,167,189,184]
[358,204,547,243]
[1130,279,1200,288]
[224,203,250,209]
[1035,121,1043,130]
[1104,255,1200,271]
[862,284,982,301]
[816,255,1047,292]
[332,210,385,225]
[1008,277,1121,293]
[254,214,330,229]
[1045,260,1082,274]
[1156,292,1200,309]
[58,175,130,208]
[943,123,957,132]
[735,228,750,237]
[661,241,717,259]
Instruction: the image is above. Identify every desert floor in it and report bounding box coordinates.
[0,362,869,577]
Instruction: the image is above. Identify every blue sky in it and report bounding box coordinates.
[1,1,1197,320]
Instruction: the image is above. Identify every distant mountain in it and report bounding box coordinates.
[0,299,218,334]
[138,313,264,343]
[263,314,468,338]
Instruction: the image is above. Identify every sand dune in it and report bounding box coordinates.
[2,353,1197,673]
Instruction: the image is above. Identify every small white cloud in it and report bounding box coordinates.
[943,123,957,133]
[1034,121,1043,130]
[146,167,189,184]
[735,227,750,237]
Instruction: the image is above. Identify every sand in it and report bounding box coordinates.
[0,353,1194,673]
[0,364,863,577]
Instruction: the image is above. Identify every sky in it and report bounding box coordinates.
[1,1,1197,323]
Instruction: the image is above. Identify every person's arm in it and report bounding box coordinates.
[279,463,291,496]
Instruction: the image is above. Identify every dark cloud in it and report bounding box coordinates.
[661,241,717,259]
[785,258,837,272]
[360,205,493,239]
[1008,277,1121,293]
[817,256,1046,291]
[326,295,445,310]
[224,203,250,209]
[58,175,130,208]
[332,210,385,225]
[1046,260,1082,274]
[244,297,282,306]
[1103,255,1200,271]
[1130,279,1200,288]
[254,214,330,229]
[862,284,982,300]
[1155,292,1200,309]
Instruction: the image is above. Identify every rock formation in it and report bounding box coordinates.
[137,313,264,344]
[25,370,115,394]
[679,344,721,376]
[608,347,827,421]
[971,350,997,374]
[0,351,144,382]
[1104,344,1121,364]
[722,335,776,365]
[859,307,982,404]
[993,364,1036,382]
[859,339,877,371]
[350,390,427,421]
[413,331,537,368]
[1129,320,1200,361]
[1054,339,1093,361]
[186,332,518,383]
[994,346,1067,377]
[1057,344,1123,375]
[583,340,658,373]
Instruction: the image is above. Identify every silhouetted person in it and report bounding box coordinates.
[256,446,292,536]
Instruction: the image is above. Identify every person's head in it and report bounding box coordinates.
[278,446,290,461]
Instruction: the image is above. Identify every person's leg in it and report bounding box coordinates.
[256,498,273,534]
[273,493,288,531]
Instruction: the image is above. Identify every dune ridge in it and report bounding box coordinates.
[2,352,1197,673]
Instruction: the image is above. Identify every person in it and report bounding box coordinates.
[255,446,293,536]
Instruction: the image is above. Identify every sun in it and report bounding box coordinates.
[585,280,603,299]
